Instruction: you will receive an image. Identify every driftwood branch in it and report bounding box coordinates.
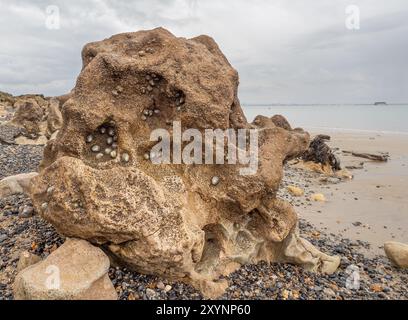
[301,134,341,170]
[342,151,389,162]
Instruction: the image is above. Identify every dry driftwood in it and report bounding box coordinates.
[342,151,389,162]
[301,134,341,170]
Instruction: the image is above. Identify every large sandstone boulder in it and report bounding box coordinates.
[12,99,45,136]
[14,238,117,300]
[30,27,338,297]
[14,94,49,110]
[384,241,408,268]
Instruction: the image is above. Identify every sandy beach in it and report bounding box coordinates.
[298,130,408,257]
[1,115,407,300]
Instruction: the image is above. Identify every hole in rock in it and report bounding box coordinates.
[139,72,186,125]
[85,119,120,163]
[195,224,228,276]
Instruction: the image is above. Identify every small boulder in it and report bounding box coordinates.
[311,193,326,202]
[282,232,340,274]
[287,185,304,197]
[13,238,117,300]
[0,172,38,199]
[384,241,408,268]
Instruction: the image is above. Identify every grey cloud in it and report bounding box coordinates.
[0,0,407,104]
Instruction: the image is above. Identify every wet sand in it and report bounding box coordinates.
[300,129,408,257]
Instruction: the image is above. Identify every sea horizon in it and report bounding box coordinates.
[242,103,408,133]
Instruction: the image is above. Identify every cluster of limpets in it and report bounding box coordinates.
[140,73,161,94]
[86,121,130,163]
[174,91,185,111]
[41,185,55,212]
[141,107,160,121]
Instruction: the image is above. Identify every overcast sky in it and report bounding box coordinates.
[0,0,407,104]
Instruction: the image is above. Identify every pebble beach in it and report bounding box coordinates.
[1,131,407,300]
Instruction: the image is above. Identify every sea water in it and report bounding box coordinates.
[242,104,408,133]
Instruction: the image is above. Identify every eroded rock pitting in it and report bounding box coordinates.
[30,28,339,298]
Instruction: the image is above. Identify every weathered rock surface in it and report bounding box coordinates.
[46,97,63,137]
[270,114,292,131]
[0,123,23,144]
[281,230,340,274]
[0,92,67,145]
[12,99,45,136]
[384,241,408,268]
[14,135,48,145]
[0,91,15,106]
[14,94,49,109]
[16,251,41,272]
[30,27,339,297]
[0,104,6,119]
[251,114,309,162]
[14,238,117,300]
